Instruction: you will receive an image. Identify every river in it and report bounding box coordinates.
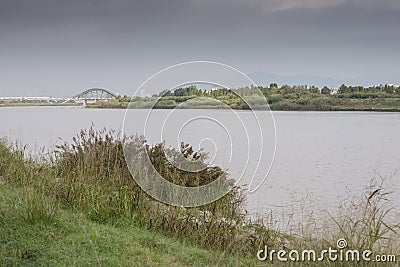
[1,106,399,233]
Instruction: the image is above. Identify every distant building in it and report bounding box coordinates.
[330,89,339,95]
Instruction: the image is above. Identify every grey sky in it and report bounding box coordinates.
[1,0,399,96]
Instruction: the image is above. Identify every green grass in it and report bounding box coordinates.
[0,185,249,266]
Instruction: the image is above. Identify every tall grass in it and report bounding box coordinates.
[327,175,400,254]
[0,128,274,257]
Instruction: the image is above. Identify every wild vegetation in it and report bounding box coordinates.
[89,83,400,111]
[0,129,399,265]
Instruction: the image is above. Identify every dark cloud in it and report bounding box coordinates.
[0,0,399,96]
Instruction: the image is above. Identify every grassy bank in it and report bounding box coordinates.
[0,130,399,266]
[0,185,245,266]
[0,131,265,266]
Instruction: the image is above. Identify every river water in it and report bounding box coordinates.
[1,106,399,232]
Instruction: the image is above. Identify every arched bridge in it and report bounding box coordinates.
[73,88,118,102]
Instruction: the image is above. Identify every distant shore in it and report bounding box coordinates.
[0,103,80,107]
[2,99,400,112]
[86,95,400,112]
[3,83,400,112]
[88,84,400,112]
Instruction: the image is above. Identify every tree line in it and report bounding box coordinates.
[89,83,400,111]
[149,83,400,99]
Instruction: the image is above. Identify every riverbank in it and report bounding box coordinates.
[0,130,399,266]
[0,184,243,266]
[0,131,264,266]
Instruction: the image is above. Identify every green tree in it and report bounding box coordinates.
[338,84,350,94]
[269,83,278,89]
[321,86,332,95]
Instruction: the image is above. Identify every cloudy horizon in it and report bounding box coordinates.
[1,0,399,97]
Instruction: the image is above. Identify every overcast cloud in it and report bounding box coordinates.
[0,0,399,96]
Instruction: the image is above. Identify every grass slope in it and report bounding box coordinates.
[0,185,243,266]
